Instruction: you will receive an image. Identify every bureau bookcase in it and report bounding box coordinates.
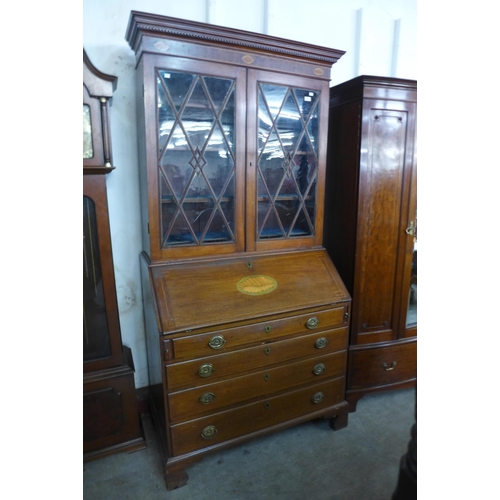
[126,11,350,490]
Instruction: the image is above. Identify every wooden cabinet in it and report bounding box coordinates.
[323,75,417,411]
[126,11,350,490]
[83,50,145,460]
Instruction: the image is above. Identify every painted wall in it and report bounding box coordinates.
[83,0,417,388]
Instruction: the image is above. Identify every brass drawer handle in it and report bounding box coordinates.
[198,392,216,405]
[198,363,215,378]
[314,337,328,349]
[265,325,271,333]
[208,335,226,349]
[201,425,217,439]
[383,361,397,371]
[264,347,271,355]
[306,317,319,329]
[313,363,326,375]
[312,392,324,404]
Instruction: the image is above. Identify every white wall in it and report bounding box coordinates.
[83,0,417,388]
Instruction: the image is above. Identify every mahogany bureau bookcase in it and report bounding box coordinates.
[83,50,145,460]
[125,11,351,490]
[323,76,417,411]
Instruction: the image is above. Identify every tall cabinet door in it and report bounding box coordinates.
[246,69,329,253]
[353,97,417,346]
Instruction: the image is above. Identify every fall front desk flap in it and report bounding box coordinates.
[149,249,350,334]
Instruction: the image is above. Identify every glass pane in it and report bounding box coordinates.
[406,211,417,327]
[83,196,111,361]
[256,83,319,240]
[157,70,236,247]
[83,104,93,159]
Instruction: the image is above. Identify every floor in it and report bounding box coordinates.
[83,387,416,500]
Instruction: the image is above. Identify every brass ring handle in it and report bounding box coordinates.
[314,337,328,349]
[198,363,215,377]
[306,317,319,329]
[313,363,326,375]
[208,335,226,349]
[383,361,397,371]
[312,392,324,404]
[201,425,217,439]
[264,347,271,355]
[198,392,216,405]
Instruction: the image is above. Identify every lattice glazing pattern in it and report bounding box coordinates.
[257,84,319,239]
[157,70,236,246]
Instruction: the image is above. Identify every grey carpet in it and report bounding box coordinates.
[83,387,416,500]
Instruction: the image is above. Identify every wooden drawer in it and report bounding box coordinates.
[168,350,347,422]
[170,377,345,455]
[166,326,348,391]
[348,340,416,390]
[171,306,348,360]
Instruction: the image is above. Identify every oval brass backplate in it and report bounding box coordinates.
[208,335,226,349]
[312,392,324,404]
[313,363,326,375]
[198,363,214,378]
[199,392,216,405]
[306,317,319,329]
[314,337,328,349]
[201,425,217,439]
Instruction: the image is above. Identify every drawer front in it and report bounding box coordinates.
[168,350,347,422]
[171,306,348,360]
[170,377,345,456]
[166,326,348,391]
[348,340,417,390]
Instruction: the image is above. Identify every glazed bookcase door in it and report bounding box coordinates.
[246,70,327,253]
[83,194,111,362]
[143,56,246,260]
[82,176,125,373]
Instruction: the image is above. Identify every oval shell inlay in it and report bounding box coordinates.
[242,55,255,64]
[314,67,324,76]
[237,275,277,295]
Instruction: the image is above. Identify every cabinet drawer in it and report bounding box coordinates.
[166,326,348,391]
[348,340,416,390]
[170,377,345,456]
[171,306,348,360]
[168,350,347,422]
